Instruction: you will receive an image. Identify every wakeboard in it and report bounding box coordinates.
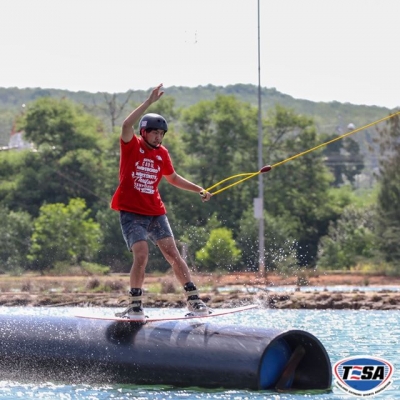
[75,304,258,323]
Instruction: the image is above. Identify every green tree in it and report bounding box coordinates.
[182,94,257,189]
[8,97,110,216]
[177,214,222,269]
[21,97,103,156]
[196,227,241,272]
[0,150,28,207]
[317,204,377,270]
[28,198,102,271]
[94,207,131,272]
[175,95,259,233]
[263,106,346,267]
[374,113,400,266]
[0,207,32,273]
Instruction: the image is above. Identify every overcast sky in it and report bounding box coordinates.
[1,0,399,108]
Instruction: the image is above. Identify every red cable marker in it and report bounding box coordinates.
[260,165,272,173]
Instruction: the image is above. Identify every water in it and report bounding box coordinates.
[0,306,399,399]
[218,285,400,293]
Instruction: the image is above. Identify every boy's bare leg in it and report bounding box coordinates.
[130,240,149,288]
[157,236,192,284]
[157,236,208,314]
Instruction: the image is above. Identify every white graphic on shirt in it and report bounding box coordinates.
[131,158,160,195]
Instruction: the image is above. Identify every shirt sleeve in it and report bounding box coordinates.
[162,148,175,176]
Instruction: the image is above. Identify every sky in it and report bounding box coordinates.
[1,0,399,109]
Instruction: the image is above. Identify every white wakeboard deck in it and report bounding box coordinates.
[75,304,258,323]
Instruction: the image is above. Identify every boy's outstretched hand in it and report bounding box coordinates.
[149,83,164,104]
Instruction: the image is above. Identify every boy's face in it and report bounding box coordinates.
[142,129,165,148]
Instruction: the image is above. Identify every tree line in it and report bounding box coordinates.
[0,93,399,276]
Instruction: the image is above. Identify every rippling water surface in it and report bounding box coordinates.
[0,306,399,399]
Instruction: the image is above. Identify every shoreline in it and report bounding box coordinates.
[1,272,400,310]
[1,287,400,310]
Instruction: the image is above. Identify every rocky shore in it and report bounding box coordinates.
[1,272,400,310]
[1,287,400,310]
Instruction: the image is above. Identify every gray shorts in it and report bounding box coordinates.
[119,211,174,251]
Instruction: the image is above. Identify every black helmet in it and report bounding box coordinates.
[139,113,168,134]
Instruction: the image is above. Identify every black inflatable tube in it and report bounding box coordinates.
[0,314,332,391]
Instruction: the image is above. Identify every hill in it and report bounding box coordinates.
[0,84,393,174]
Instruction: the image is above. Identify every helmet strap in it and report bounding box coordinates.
[141,130,162,149]
[144,138,162,149]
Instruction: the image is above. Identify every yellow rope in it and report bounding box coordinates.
[271,110,400,169]
[204,110,400,196]
[209,172,260,196]
[205,172,258,192]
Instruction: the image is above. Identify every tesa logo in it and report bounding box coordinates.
[333,355,394,397]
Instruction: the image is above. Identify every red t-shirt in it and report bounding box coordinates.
[110,135,175,215]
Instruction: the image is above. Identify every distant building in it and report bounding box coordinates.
[8,131,32,150]
[0,122,33,152]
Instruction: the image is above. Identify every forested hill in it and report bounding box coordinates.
[0,84,392,146]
